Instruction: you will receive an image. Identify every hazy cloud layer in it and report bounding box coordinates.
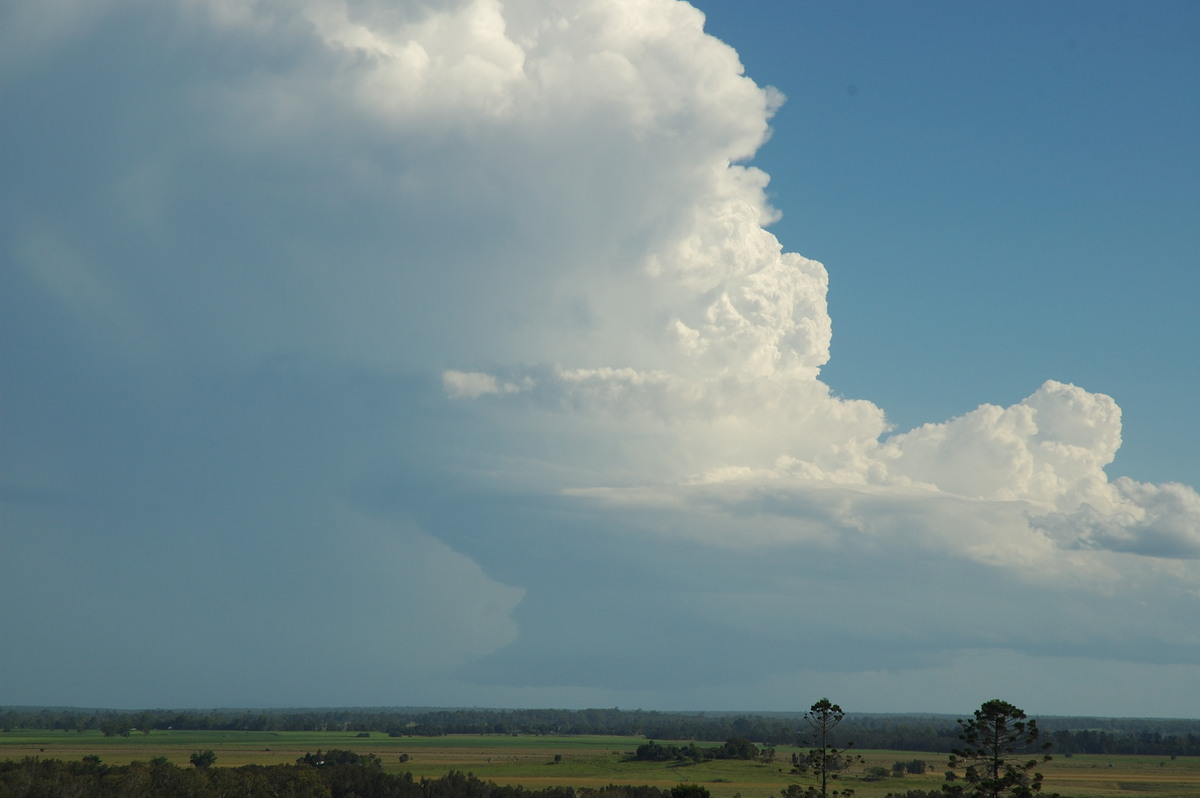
[2,0,1198,714]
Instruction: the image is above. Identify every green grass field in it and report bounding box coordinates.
[3,730,1199,798]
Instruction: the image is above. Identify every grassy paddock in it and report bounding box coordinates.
[3,731,1199,798]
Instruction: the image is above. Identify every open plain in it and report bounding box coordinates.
[4,730,1200,798]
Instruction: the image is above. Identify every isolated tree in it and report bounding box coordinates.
[719,737,760,760]
[944,699,1051,798]
[189,749,217,768]
[791,698,863,798]
[100,720,132,737]
[671,785,711,798]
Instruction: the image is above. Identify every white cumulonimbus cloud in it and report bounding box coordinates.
[378,1,1200,566]
[3,0,1199,710]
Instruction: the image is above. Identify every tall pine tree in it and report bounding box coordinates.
[945,699,1052,798]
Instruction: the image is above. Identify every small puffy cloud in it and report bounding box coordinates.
[444,370,533,399]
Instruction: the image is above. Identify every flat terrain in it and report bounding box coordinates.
[3,730,1199,798]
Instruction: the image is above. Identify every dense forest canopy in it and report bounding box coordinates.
[0,756,684,798]
[3,707,1199,757]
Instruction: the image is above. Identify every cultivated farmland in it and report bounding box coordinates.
[4,730,1200,798]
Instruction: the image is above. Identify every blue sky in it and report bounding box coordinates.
[697,0,1200,489]
[2,0,1199,718]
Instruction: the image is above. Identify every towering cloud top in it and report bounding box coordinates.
[10,0,1199,565]
[2,0,1197,711]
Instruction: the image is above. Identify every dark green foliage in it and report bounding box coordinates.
[1045,727,1200,756]
[891,759,927,777]
[189,749,217,768]
[944,700,1051,798]
[863,766,889,781]
[99,720,132,738]
[719,738,760,760]
[0,757,601,798]
[633,741,676,762]
[632,738,763,763]
[578,787,661,798]
[0,756,716,798]
[298,749,382,768]
[669,785,710,798]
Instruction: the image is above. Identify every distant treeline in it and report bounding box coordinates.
[3,707,1200,757]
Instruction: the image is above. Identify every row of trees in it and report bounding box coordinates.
[0,707,819,742]
[633,738,774,763]
[786,698,1053,798]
